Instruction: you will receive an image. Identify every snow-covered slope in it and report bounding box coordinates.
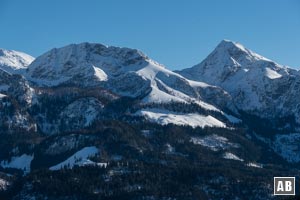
[0,154,33,173]
[178,40,300,126]
[49,146,99,170]
[223,152,244,162]
[0,48,34,74]
[135,108,226,128]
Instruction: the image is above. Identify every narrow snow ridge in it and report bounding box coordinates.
[223,152,244,161]
[49,146,99,170]
[246,162,263,168]
[0,93,7,98]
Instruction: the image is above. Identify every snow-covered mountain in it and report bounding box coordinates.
[178,40,300,128]
[1,41,300,200]
[25,43,235,129]
[26,43,223,103]
[0,48,34,74]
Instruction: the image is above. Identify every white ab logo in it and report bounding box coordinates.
[277,181,292,192]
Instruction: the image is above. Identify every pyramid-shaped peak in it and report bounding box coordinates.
[216,39,248,52]
[213,39,272,64]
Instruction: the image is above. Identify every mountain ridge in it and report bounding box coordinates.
[1,40,299,132]
[1,40,300,199]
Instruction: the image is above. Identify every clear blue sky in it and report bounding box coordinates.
[1,0,299,70]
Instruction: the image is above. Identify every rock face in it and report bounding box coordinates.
[0,49,36,132]
[0,69,36,132]
[178,40,300,128]
[59,97,104,131]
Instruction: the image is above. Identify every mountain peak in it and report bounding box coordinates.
[214,40,271,64]
[0,48,35,74]
[218,39,238,46]
[217,39,246,52]
[178,39,298,116]
[178,40,286,83]
[26,42,156,86]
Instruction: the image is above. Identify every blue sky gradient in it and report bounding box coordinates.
[0,0,299,69]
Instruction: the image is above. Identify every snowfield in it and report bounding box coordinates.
[223,113,242,124]
[265,67,282,79]
[0,93,7,98]
[135,109,226,128]
[0,154,34,173]
[49,146,101,170]
[223,152,244,162]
